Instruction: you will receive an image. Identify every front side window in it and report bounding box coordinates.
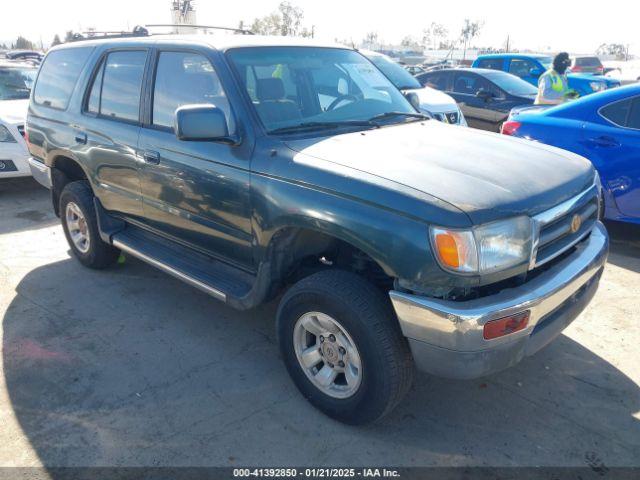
[227,47,415,133]
[152,51,235,132]
[34,47,93,109]
[485,71,538,96]
[508,59,537,78]
[86,50,147,122]
[0,66,37,100]
[600,99,632,127]
[453,73,483,95]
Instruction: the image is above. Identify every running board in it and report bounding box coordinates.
[111,226,254,304]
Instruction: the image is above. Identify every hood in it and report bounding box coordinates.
[403,86,458,112]
[0,99,28,125]
[285,121,594,225]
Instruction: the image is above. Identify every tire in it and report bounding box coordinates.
[276,270,414,425]
[59,180,120,269]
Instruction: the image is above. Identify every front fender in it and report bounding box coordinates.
[250,172,470,292]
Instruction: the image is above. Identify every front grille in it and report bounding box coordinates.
[533,186,599,268]
[16,125,25,138]
[433,111,459,124]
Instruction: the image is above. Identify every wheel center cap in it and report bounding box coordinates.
[321,343,339,363]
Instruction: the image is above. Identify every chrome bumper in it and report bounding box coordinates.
[28,158,52,189]
[390,221,609,379]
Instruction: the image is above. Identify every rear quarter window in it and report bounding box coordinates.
[600,98,632,127]
[34,47,93,110]
[477,59,504,70]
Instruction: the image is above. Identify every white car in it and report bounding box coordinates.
[0,61,37,179]
[363,50,467,126]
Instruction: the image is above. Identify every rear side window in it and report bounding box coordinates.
[600,99,632,127]
[477,59,503,70]
[34,47,93,110]
[420,72,449,91]
[86,50,147,122]
[626,98,640,129]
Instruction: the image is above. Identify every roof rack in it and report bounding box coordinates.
[145,24,254,35]
[73,26,150,41]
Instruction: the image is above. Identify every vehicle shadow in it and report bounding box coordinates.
[0,178,58,235]
[605,220,640,273]
[3,256,639,468]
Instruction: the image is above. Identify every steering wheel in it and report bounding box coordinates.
[327,94,358,111]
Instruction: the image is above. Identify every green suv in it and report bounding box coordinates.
[28,31,608,424]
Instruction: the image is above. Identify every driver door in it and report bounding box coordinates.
[137,49,254,269]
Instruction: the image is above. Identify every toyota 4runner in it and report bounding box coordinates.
[28,31,609,424]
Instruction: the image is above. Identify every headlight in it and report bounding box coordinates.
[589,81,606,92]
[430,216,533,275]
[0,124,17,143]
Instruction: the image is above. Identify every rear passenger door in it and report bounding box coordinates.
[137,48,254,269]
[81,49,149,219]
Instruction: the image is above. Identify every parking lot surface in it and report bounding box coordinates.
[0,178,639,468]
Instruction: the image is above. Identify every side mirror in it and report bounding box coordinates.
[174,104,230,142]
[404,91,421,111]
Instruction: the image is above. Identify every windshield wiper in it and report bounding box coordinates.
[268,121,377,135]
[367,112,431,124]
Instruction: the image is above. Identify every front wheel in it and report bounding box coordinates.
[276,270,414,424]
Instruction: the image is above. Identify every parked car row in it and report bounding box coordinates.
[416,68,537,132]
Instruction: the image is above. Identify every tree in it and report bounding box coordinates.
[400,35,422,52]
[51,34,62,47]
[250,2,312,37]
[422,22,447,50]
[460,19,483,60]
[15,36,35,50]
[362,31,379,48]
[596,43,628,60]
[64,30,76,43]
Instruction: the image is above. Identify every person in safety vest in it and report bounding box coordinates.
[535,52,579,105]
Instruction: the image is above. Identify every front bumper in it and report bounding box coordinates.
[0,143,31,178]
[28,158,52,189]
[389,222,609,379]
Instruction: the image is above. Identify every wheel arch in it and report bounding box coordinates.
[50,155,90,217]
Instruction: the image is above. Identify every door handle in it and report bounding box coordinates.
[74,131,87,145]
[142,150,160,164]
[588,135,619,148]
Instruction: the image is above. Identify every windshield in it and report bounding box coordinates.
[538,57,553,70]
[227,47,416,133]
[486,71,538,96]
[367,54,421,90]
[0,66,37,100]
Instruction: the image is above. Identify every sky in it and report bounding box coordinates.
[0,0,637,55]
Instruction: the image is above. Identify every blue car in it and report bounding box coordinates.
[472,54,620,97]
[502,84,640,224]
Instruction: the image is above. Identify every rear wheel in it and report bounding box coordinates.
[277,270,414,424]
[60,181,120,269]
